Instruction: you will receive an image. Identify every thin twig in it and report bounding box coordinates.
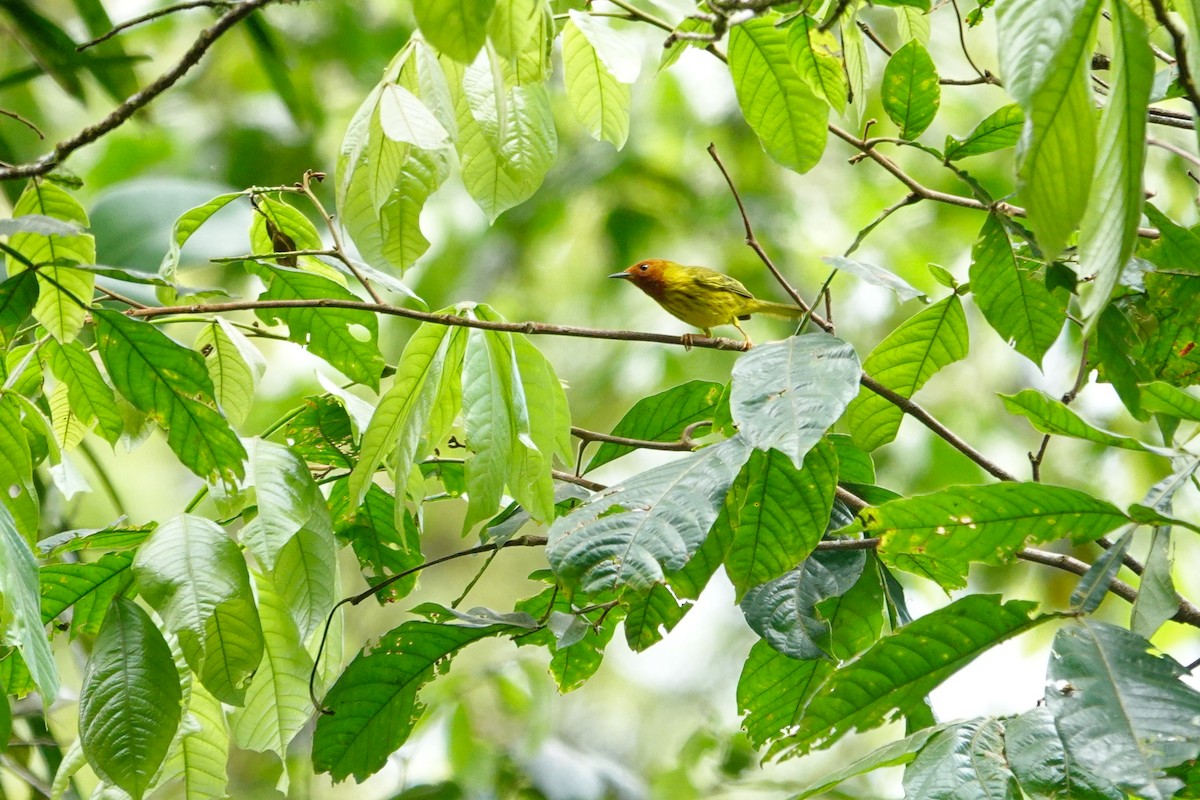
[552,469,607,492]
[843,193,921,257]
[298,169,384,304]
[95,285,149,309]
[77,0,237,50]
[1146,0,1200,122]
[706,143,811,313]
[0,108,44,138]
[1149,136,1200,169]
[570,421,708,452]
[948,0,990,82]
[0,0,279,180]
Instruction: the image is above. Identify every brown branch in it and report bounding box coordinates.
[1146,0,1200,122]
[860,374,1019,482]
[552,469,607,492]
[0,0,278,181]
[125,297,754,350]
[570,422,708,453]
[0,108,44,138]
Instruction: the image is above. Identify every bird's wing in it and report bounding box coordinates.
[692,269,754,299]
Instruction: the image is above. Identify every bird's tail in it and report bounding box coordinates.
[748,298,806,319]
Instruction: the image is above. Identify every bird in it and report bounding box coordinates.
[609,258,806,345]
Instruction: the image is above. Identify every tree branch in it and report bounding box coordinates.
[1146,0,1200,122]
[0,0,279,181]
[77,0,237,50]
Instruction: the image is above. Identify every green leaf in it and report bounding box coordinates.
[1079,0,1152,335]
[944,104,1024,160]
[881,40,940,139]
[313,620,522,781]
[866,483,1129,588]
[38,521,155,557]
[249,264,384,390]
[969,216,1065,365]
[1139,381,1200,422]
[79,597,182,800]
[622,582,687,651]
[195,317,265,427]
[415,0,496,63]
[0,396,39,540]
[1047,621,1200,798]
[792,723,954,797]
[842,13,869,123]
[45,338,124,445]
[787,14,847,113]
[236,437,332,569]
[731,333,861,468]
[157,192,244,279]
[449,48,558,220]
[737,640,832,750]
[547,435,752,595]
[1070,529,1132,614]
[155,679,229,800]
[1131,524,1177,638]
[228,572,314,758]
[828,433,875,484]
[1138,268,1200,386]
[94,310,246,483]
[249,195,338,281]
[822,255,925,302]
[132,514,264,705]
[488,0,544,59]
[771,595,1047,759]
[1006,707,1124,800]
[281,395,355,468]
[379,84,453,149]
[902,718,1018,798]
[1001,389,1174,455]
[348,322,460,507]
[587,380,721,472]
[846,296,968,451]
[462,320,558,530]
[7,182,95,343]
[728,16,828,173]
[723,442,838,598]
[997,0,1101,259]
[331,479,422,602]
[40,552,134,639]
[562,14,631,148]
[739,549,865,659]
[0,506,58,703]
[0,271,38,347]
[272,527,338,640]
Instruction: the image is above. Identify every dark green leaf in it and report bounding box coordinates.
[622,583,687,651]
[771,595,1047,759]
[1001,389,1174,455]
[1047,621,1200,798]
[0,271,37,347]
[1006,707,1124,800]
[1131,525,1177,638]
[313,620,522,781]
[867,483,1128,588]
[731,334,861,468]
[0,396,38,539]
[331,479,423,603]
[737,640,833,750]
[724,442,838,598]
[547,436,752,595]
[45,338,124,445]
[791,723,953,798]
[1069,530,1132,614]
[38,522,155,557]
[94,309,246,483]
[40,552,134,638]
[902,718,1018,799]
[740,550,865,659]
[79,597,182,800]
[281,395,356,468]
[970,216,1065,365]
[249,264,384,389]
[1139,381,1200,422]
[881,40,940,139]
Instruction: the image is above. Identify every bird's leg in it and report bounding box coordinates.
[681,333,698,350]
[732,319,753,348]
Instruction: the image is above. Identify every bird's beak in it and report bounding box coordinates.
[608,271,631,280]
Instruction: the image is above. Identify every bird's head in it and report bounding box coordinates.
[609,259,677,295]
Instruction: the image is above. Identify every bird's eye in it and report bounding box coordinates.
[638,263,649,271]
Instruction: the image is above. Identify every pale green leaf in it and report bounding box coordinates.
[0,506,58,703]
[562,16,631,148]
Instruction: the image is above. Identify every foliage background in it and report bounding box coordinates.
[3,0,1200,797]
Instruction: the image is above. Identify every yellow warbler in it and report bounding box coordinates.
[609,258,804,343]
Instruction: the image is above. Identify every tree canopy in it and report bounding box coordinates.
[3,0,1200,798]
